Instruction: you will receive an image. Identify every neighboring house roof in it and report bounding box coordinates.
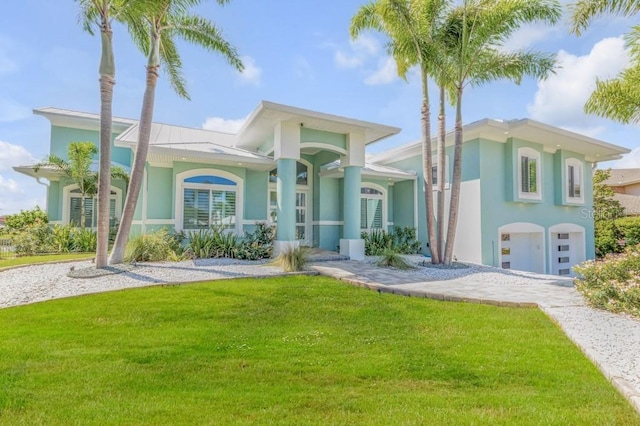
[370,118,630,164]
[614,193,640,216]
[603,168,640,187]
[321,161,416,182]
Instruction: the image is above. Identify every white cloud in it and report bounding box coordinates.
[0,174,45,215]
[0,140,36,171]
[238,56,262,86]
[334,34,380,70]
[202,116,246,133]
[527,37,630,129]
[0,99,31,123]
[365,57,398,85]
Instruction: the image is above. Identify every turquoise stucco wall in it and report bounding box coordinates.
[301,128,347,150]
[479,139,595,270]
[146,166,173,220]
[50,126,131,167]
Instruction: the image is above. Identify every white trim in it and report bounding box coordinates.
[61,183,123,227]
[387,221,394,227]
[132,219,175,226]
[413,178,418,229]
[312,220,343,226]
[517,147,543,201]
[565,158,585,205]
[300,142,347,156]
[360,182,387,232]
[49,220,63,225]
[175,168,243,234]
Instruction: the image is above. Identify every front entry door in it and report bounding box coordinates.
[269,189,311,246]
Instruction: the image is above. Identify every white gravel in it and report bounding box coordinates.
[0,259,283,309]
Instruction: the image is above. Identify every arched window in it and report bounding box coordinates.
[176,170,242,232]
[360,185,385,231]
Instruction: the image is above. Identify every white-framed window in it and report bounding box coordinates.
[62,184,122,228]
[431,156,450,190]
[360,184,386,231]
[175,169,243,233]
[565,158,584,204]
[517,147,542,201]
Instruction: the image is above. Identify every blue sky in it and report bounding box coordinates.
[0,0,639,214]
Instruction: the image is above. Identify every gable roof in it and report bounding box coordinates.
[370,118,629,164]
[603,169,640,186]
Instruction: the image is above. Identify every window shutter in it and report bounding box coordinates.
[372,199,383,229]
[70,197,82,226]
[521,156,529,193]
[360,197,367,229]
[183,188,210,229]
[212,190,236,229]
[568,165,575,198]
[528,158,537,193]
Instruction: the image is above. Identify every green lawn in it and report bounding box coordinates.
[0,253,94,269]
[0,275,637,425]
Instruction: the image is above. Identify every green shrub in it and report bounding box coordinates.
[124,229,181,262]
[3,207,48,232]
[376,248,414,270]
[595,216,640,257]
[273,247,309,272]
[185,223,274,260]
[235,223,275,260]
[574,246,640,318]
[362,227,420,256]
[51,224,73,253]
[71,228,97,252]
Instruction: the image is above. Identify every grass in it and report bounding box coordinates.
[0,275,637,425]
[0,253,94,269]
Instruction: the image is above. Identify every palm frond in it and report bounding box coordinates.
[469,49,557,87]
[570,0,640,35]
[585,65,640,124]
[33,155,72,176]
[110,166,130,185]
[171,14,243,71]
[158,35,189,99]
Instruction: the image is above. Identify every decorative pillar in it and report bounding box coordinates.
[340,132,366,260]
[273,121,300,255]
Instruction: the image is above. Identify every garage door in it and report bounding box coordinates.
[500,232,545,274]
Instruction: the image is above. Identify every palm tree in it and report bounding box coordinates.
[109,0,243,264]
[440,0,561,264]
[77,0,148,266]
[570,0,640,124]
[351,0,450,264]
[34,141,129,229]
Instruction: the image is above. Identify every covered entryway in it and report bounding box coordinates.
[498,223,545,274]
[549,224,585,276]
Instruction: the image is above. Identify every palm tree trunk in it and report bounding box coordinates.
[436,85,446,261]
[80,197,86,229]
[444,87,463,265]
[96,23,116,269]
[109,63,159,264]
[420,69,439,264]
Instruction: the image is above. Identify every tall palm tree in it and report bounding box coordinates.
[440,0,561,264]
[77,0,148,267]
[351,0,450,264]
[571,0,640,124]
[34,142,129,229]
[109,0,243,264]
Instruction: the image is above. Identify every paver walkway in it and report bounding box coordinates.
[311,260,640,413]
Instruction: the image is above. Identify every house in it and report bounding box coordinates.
[15,101,629,275]
[603,168,640,216]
